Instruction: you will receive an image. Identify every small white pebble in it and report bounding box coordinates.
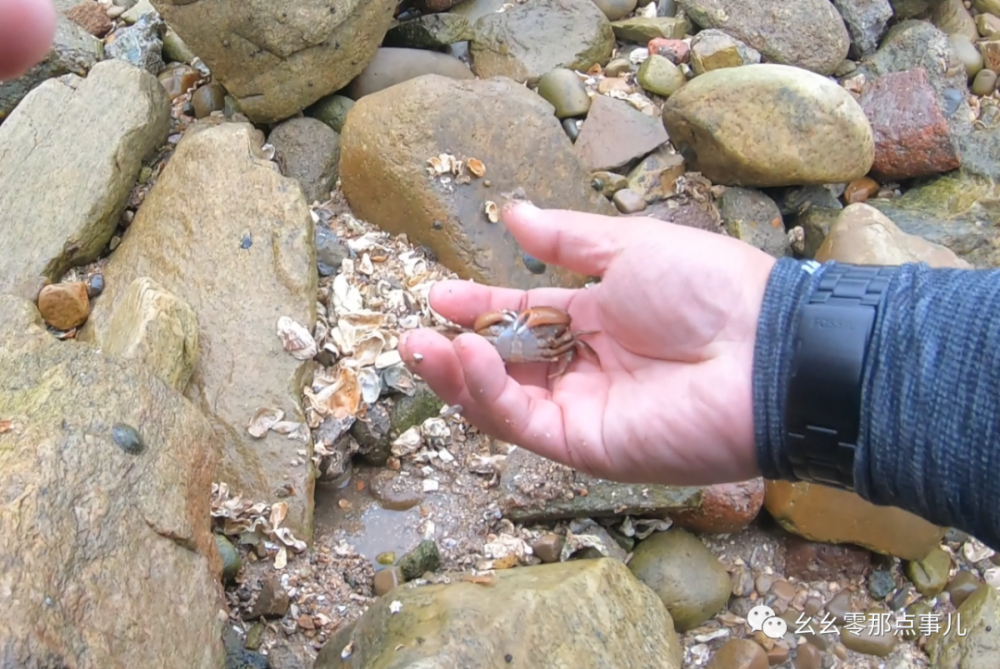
[412,353,423,361]
[390,600,403,614]
[423,479,440,492]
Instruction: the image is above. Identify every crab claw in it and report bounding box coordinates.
[472,310,516,333]
[515,306,573,331]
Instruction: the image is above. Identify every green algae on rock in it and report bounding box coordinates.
[313,558,683,669]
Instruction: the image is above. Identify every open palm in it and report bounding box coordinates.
[399,202,778,487]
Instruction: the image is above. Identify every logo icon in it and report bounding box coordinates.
[747,604,787,639]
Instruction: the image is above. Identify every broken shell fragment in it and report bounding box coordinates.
[247,407,285,438]
[485,200,499,223]
[467,158,486,177]
[390,426,422,457]
[381,363,416,395]
[420,417,451,449]
[277,316,318,360]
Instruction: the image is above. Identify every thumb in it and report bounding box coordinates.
[0,0,56,81]
[501,201,646,277]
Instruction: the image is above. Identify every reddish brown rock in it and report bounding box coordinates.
[37,280,91,330]
[671,478,764,534]
[648,37,689,63]
[843,177,879,204]
[575,94,668,172]
[65,1,113,37]
[784,536,872,582]
[857,68,960,180]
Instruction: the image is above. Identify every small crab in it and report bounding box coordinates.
[471,306,600,378]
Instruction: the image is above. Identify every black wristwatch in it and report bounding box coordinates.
[784,263,895,491]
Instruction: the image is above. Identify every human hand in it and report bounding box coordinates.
[398,201,779,487]
[0,0,56,81]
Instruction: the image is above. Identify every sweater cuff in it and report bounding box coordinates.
[752,257,831,481]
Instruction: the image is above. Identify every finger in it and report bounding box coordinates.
[428,280,578,327]
[451,333,570,457]
[0,0,56,81]
[397,328,471,407]
[501,200,650,277]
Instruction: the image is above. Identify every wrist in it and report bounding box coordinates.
[782,264,894,491]
[752,258,833,482]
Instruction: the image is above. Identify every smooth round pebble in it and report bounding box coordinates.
[536,67,592,118]
[191,82,226,119]
[307,93,355,134]
[637,54,687,96]
[612,188,647,213]
[112,423,144,455]
[949,33,983,77]
[591,0,637,20]
[522,252,547,274]
[973,68,998,95]
[604,58,633,77]
[562,118,581,141]
[86,273,105,298]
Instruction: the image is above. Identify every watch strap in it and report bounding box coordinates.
[784,263,895,491]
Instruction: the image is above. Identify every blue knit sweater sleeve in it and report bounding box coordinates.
[753,257,1000,551]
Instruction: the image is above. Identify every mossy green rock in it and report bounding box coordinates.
[866,170,1000,267]
[389,382,444,439]
[947,570,984,609]
[927,584,1000,668]
[384,13,475,48]
[973,0,1000,15]
[314,558,683,669]
[905,545,952,597]
[398,540,441,580]
[794,206,842,259]
[637,54,687,96]
[215,534,242,584]
[627,528,731,632]
[536,67,592,118]
[307,94,355,134]
[469,0,615,85]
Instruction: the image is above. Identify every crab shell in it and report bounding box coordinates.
[472,307,598,376]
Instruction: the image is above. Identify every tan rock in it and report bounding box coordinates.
[36,280,91,330]
[661,63,874,188]
[0,294,225,668]
[815,203,972,267]
[0,59,169,301]
[313,558,683,668]
[339,74,617,290]
[78,122,318,539]
[150,0,397,123]
[469,0,615,85]
[101,276,199,393]
[764,480,947,561]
